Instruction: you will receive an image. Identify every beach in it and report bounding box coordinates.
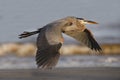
[0,68,120,80]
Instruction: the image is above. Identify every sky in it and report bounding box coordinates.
[0,0,120,43]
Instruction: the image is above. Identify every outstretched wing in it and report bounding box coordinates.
[36,28,62,69]
[63,28,102,52]
[36,43,62,69]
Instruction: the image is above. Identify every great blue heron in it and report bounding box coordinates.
[19,16,102,69]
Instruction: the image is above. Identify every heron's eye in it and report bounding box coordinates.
[69,22,73,26]
[65,22,73,26]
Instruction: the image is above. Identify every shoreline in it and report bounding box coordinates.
[0,43,120,56]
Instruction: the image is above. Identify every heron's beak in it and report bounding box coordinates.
[84,20,98,24]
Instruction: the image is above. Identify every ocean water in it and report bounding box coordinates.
[0,55,120,69]
[0,0,120,43]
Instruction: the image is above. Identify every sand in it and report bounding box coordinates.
[0,67,120,80]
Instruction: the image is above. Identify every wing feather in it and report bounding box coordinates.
[63,29,102,52]
[36,28,62,69]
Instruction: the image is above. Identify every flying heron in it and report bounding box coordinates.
[19,16,102,69]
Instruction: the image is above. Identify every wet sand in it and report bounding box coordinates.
[0,67,120,80]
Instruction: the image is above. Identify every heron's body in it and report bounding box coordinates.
[19,16,102,69]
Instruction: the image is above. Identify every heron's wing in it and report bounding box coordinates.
[64,29,102,52]
[36,43,62,69]
[36,28,62,69]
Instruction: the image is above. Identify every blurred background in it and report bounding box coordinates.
[0,0,120,69]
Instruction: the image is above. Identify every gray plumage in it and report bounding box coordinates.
[19,16,102,69]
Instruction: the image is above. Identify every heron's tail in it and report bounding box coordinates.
[19,29,41,39]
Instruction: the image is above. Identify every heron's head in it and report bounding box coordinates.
[61,16,98,32]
